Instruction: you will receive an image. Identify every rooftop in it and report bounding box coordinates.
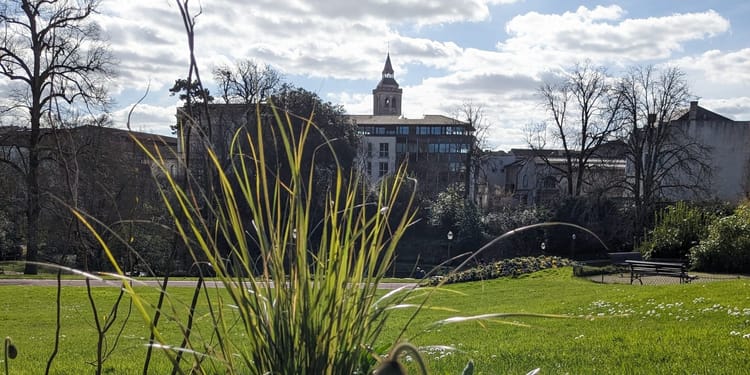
[348,114,471,128]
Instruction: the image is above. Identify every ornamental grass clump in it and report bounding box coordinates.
[75,105,421,374]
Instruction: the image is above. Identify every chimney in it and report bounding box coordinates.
[689,101,699,121]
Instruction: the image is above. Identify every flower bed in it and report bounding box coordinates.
[429,256,573,285]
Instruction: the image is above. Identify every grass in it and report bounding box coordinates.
[0,285,185,374]
[385,268,750,374]
[2,268,750,374]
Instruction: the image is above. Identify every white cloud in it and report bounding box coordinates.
[226,0,506,26]
[666,48,750,117]
[31,1,746,151]
[499,6,730,63]
[333,92,371,115]
[699,97,750,121]
[674,48,750,83]
[94,0,525,139]
[110,102,179,136]
[95,0,522,91]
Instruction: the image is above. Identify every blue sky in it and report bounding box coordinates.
[89,0,750,150]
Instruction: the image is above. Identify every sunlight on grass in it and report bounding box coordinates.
[2,269,750,374]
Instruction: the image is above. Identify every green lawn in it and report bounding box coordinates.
[384,269,750,374]
[1,268,750,374]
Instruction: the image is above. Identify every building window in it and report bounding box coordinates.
[378,162,388,177]
[366,142,372,157]
[358,126,372,135]
[446,126,465,135]
[379,143,389,158]
[397,126,409,135]
[426,143,471,153]
[417,126,430,135]
[375,127,386,135]
[366,161,372,176]
[431,126,442,135]
[396,143,406,153]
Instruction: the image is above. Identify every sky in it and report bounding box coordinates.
[92,0,750,151]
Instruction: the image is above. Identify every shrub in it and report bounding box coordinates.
[428,255,573,285]
[483,206,551,236]
[480,206,551,260]
[639,201,716,260]
[76,104,422,374]
[690,202,750,273]
[550,196,632,258]
[429,184,484,255]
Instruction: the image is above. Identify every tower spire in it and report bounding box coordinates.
[373,52,402,116]
[382,53,394,78]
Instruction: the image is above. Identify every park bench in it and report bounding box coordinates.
[625,260,695,284]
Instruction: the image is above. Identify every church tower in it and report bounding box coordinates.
[372,53,402,116]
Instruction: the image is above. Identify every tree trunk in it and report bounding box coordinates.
[24,11,42,275]
[24,120,40,275]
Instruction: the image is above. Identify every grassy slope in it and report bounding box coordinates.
[382,268,750,374]
[1,268,749,374]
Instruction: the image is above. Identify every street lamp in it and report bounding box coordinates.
[447,230,454,256]
[570,233,577,259]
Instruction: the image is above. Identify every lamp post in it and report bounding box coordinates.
[570,233,576,259]
[447,230,454,257]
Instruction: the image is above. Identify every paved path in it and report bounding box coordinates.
[584,272,747,285]
[0,278,417,290]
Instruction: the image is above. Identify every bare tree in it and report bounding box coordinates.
[529,62,623,197]
[616,65,710,237]
[213,59,282,104]
[190,60,283,169]
[455,101,487,202]
[0,0,114,274]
